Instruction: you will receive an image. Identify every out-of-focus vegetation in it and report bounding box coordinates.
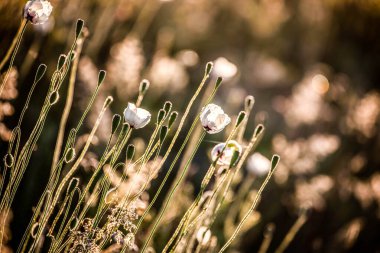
[1,0,380,252]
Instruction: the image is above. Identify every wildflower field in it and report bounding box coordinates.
[0,0,379,252]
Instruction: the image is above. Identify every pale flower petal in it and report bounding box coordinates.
[211,140,242,166]
[24,0,53,25]
[200,104,231,134]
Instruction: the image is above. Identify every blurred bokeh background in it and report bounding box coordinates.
[1,0,380,252]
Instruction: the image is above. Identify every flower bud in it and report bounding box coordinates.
[245,95,255,111]
[157,109,166,123]
[235,111,246,128]
[126,144,135,160]
[215,77,223,89]
[168,111,178,128]
[163,101,172,114]
[64,148,76,163]
[111,114,121,134]
[104,96,113,107]
[271,154,280,172]
[254,124,264,138]
[98,70,106,86]
[75,19,84,38]
[34,64,47,83]
[57,54,66,70]
[205,62,213,75]
[139,79,150,95]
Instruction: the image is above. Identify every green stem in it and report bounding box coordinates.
[140,131,206,253]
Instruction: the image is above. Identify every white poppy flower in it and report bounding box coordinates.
[200,104,231,134]
[247,152,271,176]
[196,226,211,246]
[211,140,242,166]
[123,103,151,129]
[24,0,53,25]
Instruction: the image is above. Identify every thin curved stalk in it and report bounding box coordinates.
[274,211,308,253]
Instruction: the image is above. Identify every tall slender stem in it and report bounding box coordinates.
[0,19,28,97]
